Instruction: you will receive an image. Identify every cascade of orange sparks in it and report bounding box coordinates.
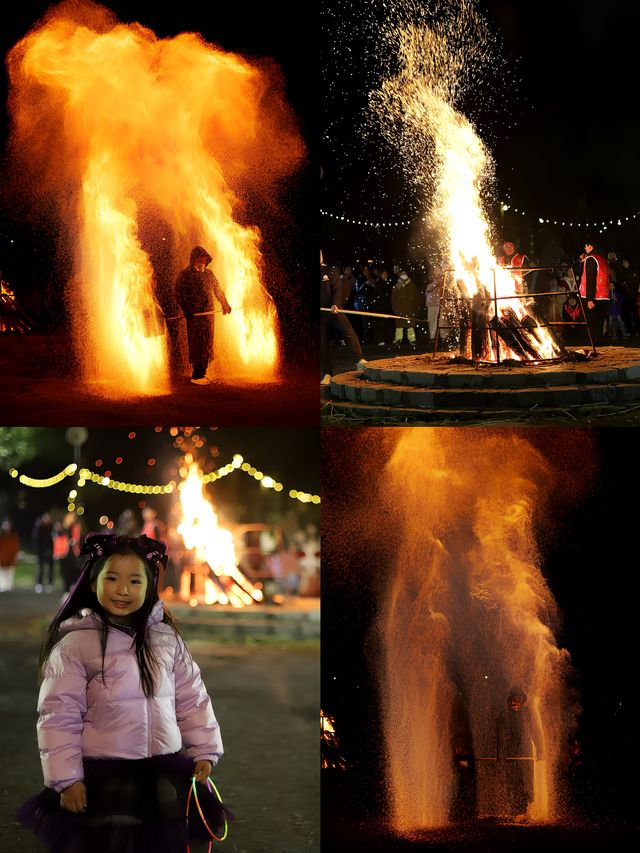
[376,429,574,831]
[178,462,263,608]
[7,0,304,393]
[372,3,562,361]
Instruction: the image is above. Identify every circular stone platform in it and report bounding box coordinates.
[325,347,640,420]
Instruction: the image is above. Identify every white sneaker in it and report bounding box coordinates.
[35,584,43,593]
[320,374,332,386]
[190,377,211,385]
[45,585,54,593]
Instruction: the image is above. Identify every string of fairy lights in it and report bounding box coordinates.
[7,453,320,516]
[321,209,413,228]
[322,204,640,233]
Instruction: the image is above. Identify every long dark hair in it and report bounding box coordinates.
[39,533,183,698]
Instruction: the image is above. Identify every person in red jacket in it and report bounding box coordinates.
[497,241,529,294]
[579,241,610,346]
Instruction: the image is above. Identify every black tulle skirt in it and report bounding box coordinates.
[16,753,233,853]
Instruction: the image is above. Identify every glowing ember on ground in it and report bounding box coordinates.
[371,2,562,362]
[178,462,263,607]
[7,0,303,392]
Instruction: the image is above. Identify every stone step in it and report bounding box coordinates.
[360,348,640,390]
[329,372,640,410]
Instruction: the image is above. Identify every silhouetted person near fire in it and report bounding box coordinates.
[450,688,477,821]
[175,246,232,385]
[495,688,542,821]
[579,241,610,347]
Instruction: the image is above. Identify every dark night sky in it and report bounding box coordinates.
[321,427,639,824]
[321,0,640,263]
[0,1,317,360]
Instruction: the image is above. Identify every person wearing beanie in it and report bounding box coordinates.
[391,270,418,348]
[579,240,610,347]
[175,247,232,385]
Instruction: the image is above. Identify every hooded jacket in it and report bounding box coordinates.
[175,246,230,365]
[37,600,223,792]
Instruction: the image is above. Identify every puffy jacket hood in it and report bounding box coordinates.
[190,246,212,265]
[38,598,222,791]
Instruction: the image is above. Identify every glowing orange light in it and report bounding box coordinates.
[177,462,262,607]
[6,3,305,393]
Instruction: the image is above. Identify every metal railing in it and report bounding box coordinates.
[431,267,595,364]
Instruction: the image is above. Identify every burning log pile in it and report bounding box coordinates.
[175,463,263,608]
[453,281,567,365]
[321,710,349,770]
[0,278,34,333]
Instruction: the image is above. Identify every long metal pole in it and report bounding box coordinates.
[164,309,228,321]
[320,307,411,321]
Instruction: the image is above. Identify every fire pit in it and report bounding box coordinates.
[326,347,640,420]
[170,462,263,608]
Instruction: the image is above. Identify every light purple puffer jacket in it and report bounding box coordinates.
[37,600,223,792]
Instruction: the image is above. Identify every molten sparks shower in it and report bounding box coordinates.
[377,429,574,832]
[371,3,563,362]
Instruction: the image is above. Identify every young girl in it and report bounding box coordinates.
[17,533,230,853]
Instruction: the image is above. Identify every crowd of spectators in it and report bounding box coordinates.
[1,505,317,600]
[323,246,640,351]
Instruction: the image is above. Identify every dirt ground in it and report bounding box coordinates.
[0,336,318,427]
[0,591,319,852]
[323,772,640,852]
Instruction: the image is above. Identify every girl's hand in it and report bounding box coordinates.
[194,760,212,782]
[60,781,87,813]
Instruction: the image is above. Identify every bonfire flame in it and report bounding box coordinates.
[373,14,562,362]
[7,0,303,392]
[178,463,263,608]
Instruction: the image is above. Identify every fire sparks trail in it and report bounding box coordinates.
[377,429,574,831]
[7,0,303,392]
[178,463,263,608]
[369,1,562,362]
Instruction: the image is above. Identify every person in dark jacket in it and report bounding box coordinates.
[175,246,232,385]
[32,512,55,593]
[495,688,542,821]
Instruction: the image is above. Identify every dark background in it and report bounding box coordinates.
[321,427,639,827]
[0,1,317,367]
[321,0,640,266]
